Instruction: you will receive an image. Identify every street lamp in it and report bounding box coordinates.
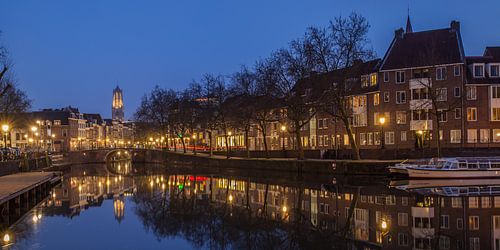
[227,131,232,157]
[280,125,286,151]
[379,116,386,149]
[2,124,9,150]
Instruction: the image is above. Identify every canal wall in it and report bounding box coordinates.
[57,149,399,175]
[165,152,396,175]
[0,157,51,177]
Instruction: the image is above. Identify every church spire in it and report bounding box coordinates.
[406,7,413,33]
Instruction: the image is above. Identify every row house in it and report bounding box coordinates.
[291,19,500,154]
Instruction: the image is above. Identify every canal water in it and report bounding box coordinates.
[2,161,499,249]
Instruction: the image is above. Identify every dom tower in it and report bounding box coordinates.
[112,86,125,121]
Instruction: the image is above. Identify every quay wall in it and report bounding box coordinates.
[0,157,51,177]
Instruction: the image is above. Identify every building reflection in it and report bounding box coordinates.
[34,165,500,250]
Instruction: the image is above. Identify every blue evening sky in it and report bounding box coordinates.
[0,0,498,119]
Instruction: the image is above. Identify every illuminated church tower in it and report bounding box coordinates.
[112,86,124,121]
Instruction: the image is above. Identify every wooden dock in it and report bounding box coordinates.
[0,172,61,229]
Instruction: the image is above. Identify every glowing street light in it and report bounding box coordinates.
[1,124,9,150]
[280,125,286,151]
[3,233,10,243]
[228,194,233,202]
[379,116,386,149]
[31,126,37,132]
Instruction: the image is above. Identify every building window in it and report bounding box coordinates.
[396,91,406,104]
[396,111,407,124]
[474,64,485,78]
[436,88,447,101]
[411,88,429,100]
[398,233,409,246]
[396,71,405,83]
[455,108,462,119]
[373,93,380,106]
[385,131,395,145]
[370,73,377,86]
[480,129,490,143]
[401,131,407,141]
[452,197,462,208]
[367,133,373,145]
[454,87,461,97]
[439,236,450,250]
[344,134,349,146]
[450,130,461,143]
[361,75,369,88]
[470,237,480,250]
[374,132,380,145]
[494,129,500,142]
[466,86,477,100]
[468,129,477,143]
[384,72,389,82]
[437,110,447,122]
[467,107,477,121]
[411,110,429,121]
[413,68,430,78]
[492,86,500,98]
[440,215,449,229]
[398,213,408,226]
[383,92,390,102]
[457,218,463,229]
[493,108,500,121]
[436,67,447,80]
[454,65,461,76]
[359,133,366,146]
[491,64,500,77]
[469,216,479,230]
[469,197,479,208]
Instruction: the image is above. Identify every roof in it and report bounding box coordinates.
[84,113,103,124]
[465,52,500,85]
[294,58,381,99]
[32,110,71,125]
[484,47,500,60]
[380,25,464,70]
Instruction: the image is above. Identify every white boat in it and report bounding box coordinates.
[388,158,447,175]
[389,157,500,179]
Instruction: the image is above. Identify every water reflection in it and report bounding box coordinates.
[7,163,500,249]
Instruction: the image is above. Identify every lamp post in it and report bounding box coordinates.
[379,116,386,149]
[2,124,9,150]
[51,134,56,152]
[227,131,232,158]
[280,125,286,152]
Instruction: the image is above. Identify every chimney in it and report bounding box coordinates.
[450,20,460,32]
[394,28,404,39]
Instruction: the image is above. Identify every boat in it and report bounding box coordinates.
[388,157,500,179]
[388,158,447,175]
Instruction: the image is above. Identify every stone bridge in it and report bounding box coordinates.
[63,148,169,165]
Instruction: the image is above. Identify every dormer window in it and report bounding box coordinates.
[370,73,377,86]
[474,64,485,78]
[361,75,369,88]
[491,64,499,77]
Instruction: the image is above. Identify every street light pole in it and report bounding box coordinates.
[192,134,197,155]
[379,117,386,149]
[280,125,286,151]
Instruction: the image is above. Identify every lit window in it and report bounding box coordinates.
[396,111,407,124]
[450,130,461,143]
[373,93,380,106]
[467,107,477,121]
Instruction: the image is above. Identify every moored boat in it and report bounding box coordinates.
[389,157,500,179]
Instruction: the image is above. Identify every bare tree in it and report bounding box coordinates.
[317,13,375,160]
[134,86,177,149]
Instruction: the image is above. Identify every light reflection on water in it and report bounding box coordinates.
[5,161,500,249]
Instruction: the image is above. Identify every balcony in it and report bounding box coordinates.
[410,120,433,131]
[410,99,432,110]
[410,78,431,89]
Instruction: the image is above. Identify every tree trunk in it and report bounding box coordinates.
[343,119,360,160]
[181,137,186,153]
[294,121,304,160]
[225,133,230,159]
[435,117,442,158]
[261,126,270,158]
[173,133,177,152]
[209,130,213,156]
[245,128,250,158]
